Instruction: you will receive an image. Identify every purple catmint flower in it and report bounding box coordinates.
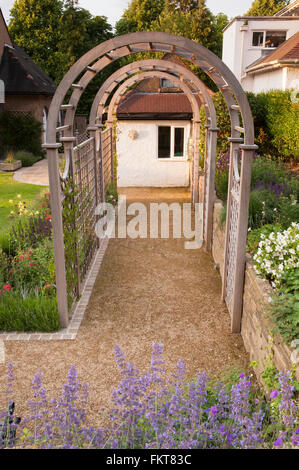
[273,437,283,447]
[270,390,279,399]
[210,406,218,415]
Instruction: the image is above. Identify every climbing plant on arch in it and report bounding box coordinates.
[43,32,257,333]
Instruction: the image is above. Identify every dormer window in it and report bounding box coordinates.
[252,30,286,48]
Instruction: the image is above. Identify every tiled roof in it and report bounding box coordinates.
[0,44,56,95]
[246,31,299,72]
[117,92,202,119]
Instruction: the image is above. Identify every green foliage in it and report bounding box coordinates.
[57,4,113,82]
[0,111,43,157]
[106,181,118,206]
[246,0,290,16]
[247,224,282,254]
[14,151,41,167]
[0,292,59,332]
[0,173,46,235]
[214,169,229,201]
[115,0,165,35]
[9,0,64,80]
[215,156,299,230]
[248,189,279,230]
[9,0,113,99]
[151,0,221,58]
[261,90,299,161]
[269,270,299,345]
[210,90,299,161]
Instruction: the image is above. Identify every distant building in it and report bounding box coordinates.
[0,8,56,143]
[115,54,208,188]
[222,0,299,93]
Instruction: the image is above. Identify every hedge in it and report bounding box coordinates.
[200,89,299,162]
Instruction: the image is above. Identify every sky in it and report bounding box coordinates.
[1,0,254,28]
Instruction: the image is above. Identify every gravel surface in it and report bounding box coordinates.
[0,188,250,427]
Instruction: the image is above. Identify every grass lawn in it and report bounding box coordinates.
[0,172,48,234]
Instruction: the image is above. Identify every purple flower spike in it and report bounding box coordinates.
[210,406,218,415]
[270,390,279,399]
[273,437,283,447]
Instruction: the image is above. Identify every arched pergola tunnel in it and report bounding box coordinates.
[88,59,218,242]
[43,32,257,334]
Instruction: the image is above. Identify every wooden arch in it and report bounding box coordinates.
[88,59,217,235]
[44,32,257,333]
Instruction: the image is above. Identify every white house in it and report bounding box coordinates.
[222,0,299,92]
[115,55,204,188]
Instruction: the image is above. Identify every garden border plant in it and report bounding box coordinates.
[0,343,298,449]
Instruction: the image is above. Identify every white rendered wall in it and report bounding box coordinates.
[116,120,191,187]
[222,18,299,82]
[242,68,284,92]
[242,67,299,93]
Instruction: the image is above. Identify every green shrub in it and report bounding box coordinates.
[215,168,229,201]
[269,270,299,345]
[14,151,41,167]
[202,90,299,161]
[0,111,43,157]
[248,189,279,230]
[0,292,59,332]
[247,224,282,255]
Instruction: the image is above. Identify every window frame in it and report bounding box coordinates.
[251,30,287,49]
[156,124,187,161]
[250,29,288,50]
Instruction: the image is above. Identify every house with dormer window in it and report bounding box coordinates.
[222,0,299,93]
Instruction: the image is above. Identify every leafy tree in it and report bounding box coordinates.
[8,0,64,80]
[8,0,114,114]
[115,0,165,35]
[9,0,113,83]
[57,3,113,80]
[246,0,290,16]
[167,0,198,12]
[213,12,229,58]
[152,0,219,55]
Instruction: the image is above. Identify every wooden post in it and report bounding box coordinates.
[43,144,69,328]
[193,120,201,204]
[204,127,218,252]
[88,127,100,248]
[230,145,257,333]
[221,137,243,302]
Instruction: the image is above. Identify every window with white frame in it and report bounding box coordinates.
[252,30,286,48]
[158,125,186,159]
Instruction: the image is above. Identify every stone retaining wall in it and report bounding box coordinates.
[211,200,299,384]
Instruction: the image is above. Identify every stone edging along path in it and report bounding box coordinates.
[0,237,109,342]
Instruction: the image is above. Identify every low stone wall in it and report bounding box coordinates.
[211,200,299,383]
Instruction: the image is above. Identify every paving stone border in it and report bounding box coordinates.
[0,237,109,342]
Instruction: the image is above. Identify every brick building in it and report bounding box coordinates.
[0,8,56,144]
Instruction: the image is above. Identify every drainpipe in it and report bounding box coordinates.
[239,24,249,83]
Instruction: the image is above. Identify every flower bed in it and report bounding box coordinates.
[0,193,59,332]
[0,344,298,449]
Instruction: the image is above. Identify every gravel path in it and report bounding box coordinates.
[0,188,250,427]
